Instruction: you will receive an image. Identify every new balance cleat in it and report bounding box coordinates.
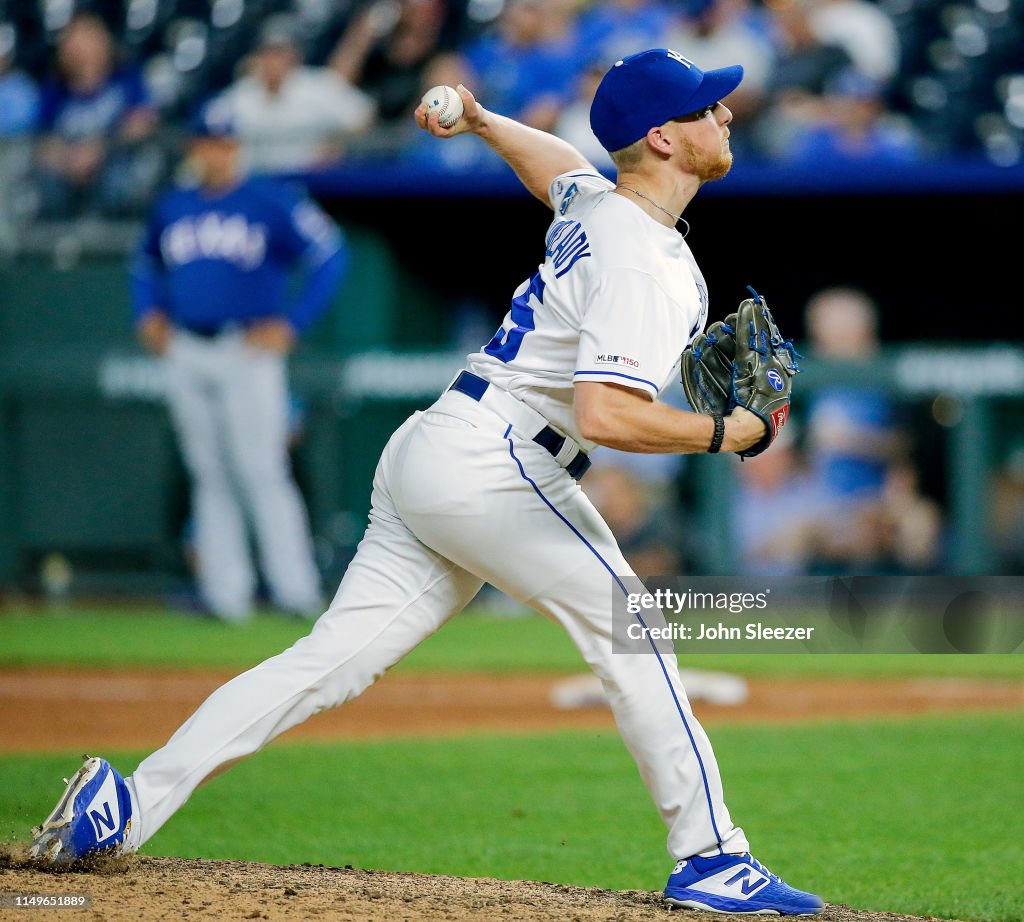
[665,852,824,915]
[29,756,133,865]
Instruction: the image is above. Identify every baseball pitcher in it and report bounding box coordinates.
[32,50,819,914]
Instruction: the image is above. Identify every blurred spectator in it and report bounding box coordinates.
[804,287,900,499]
[804,460,942,574]
[754,0,853,157]
[217,15,375,174]
[872,461,942,572]
[991,442,1024,573]
[130,103,348,621]
[799,287,943,574]
[576,0,675,64]
[765,0,852,97]
[809,0,899,85]
[34,13,159,217]
[583,463,683,576]
[461,0,579,130]
[784,69,922,165]
[0,23,39,136]
[0,23,38,249]
[333,0,446,125]
[732,427,819,575]
[731,298,942,576]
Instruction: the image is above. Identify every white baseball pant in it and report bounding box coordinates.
[126,381,749,860]
[162,330,322,619]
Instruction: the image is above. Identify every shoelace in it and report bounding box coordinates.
[745,854,783,883]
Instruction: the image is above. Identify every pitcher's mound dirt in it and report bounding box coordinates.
[0,855,961,922]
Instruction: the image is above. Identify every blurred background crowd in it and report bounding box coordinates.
[0,0,1021,227]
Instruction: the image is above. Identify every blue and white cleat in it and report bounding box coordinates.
[29,756,133,865]
[665,852,824,915]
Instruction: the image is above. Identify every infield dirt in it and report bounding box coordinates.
[2,669,1023,752]
[0,854,965,922]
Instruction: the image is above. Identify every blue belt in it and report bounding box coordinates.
[181,325,224,339]
[179,320,254,338]
[448,371,591,481]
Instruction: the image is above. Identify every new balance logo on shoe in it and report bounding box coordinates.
[725,867,771,897]
[85,771,121,842]
[90,802,116,838]
[688,865,772,900]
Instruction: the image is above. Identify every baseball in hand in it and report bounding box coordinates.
[421,85,464,129]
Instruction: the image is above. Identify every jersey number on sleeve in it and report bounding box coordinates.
[483,272,545,363]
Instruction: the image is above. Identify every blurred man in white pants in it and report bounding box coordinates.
[130,103,347,621]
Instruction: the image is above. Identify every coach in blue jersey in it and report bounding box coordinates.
[130,102,347,622]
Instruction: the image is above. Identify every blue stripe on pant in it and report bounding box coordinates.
[503,424,725,851]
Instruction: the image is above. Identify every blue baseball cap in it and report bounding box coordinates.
[189,98,237,139]
[590,49,743,153]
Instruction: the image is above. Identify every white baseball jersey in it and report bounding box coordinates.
[468,170,709,448]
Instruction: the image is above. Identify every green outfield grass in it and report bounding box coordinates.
[1,605,1024,677]
[1,713,1021,921]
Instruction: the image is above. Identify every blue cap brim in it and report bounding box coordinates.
[677,64,744,116]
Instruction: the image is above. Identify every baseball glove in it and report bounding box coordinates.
[681,288,801,458]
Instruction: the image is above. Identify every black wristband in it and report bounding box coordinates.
[707,413,725,454]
